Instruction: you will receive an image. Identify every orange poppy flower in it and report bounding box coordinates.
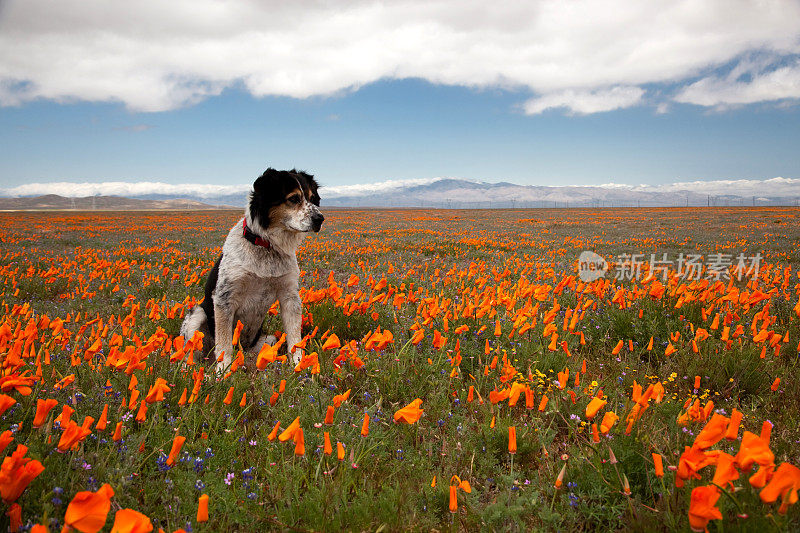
[761,420,773,444]
[322,334,341,350]
[557,368,569,390]
[278,417,300,442]
[759,462,800,514]
[222,387,234,405]
[432,330,447,349]
[555,463,566,489]
[361,413,370,437]
[267,421,281,441]
[6,503,20,532]
[524,387,534,409]
[197,494,209,522]
[749,463,774,489]
[652,453,664,478]
[64,483,115,533]
[294,428,305,457]
[449,485,458,513]
[611,340,623,355]
[448,475,471,513]
[112,422,123,442]
[324,405,335,425]
[231,320,243,346]
[725,408,742,440]
[590,423,600,443]
[711,452,739,490]
[538,395,548,412]
[96,404,109,431]
[0,395,16,416]
[57,419,92,452]
[323,432,332,455]
[32,398,59,428]
[55,404,74,426]
[735,431,774,471]
[0,431,12,454]
[166,435,186,467]
[676,446,716,488]
[687,485,722,532]
[110,508,152,533]
[599,411,619,434]
[134,401,147,423]
[0,445,45,503]
[144,378,170,404]
[337,442,345,461]
[508,426,517,454]
[256,335,285,369]
[393,399,424,424]
[332,389,351,408]
[585,397,607,419]
[693,413,729,450]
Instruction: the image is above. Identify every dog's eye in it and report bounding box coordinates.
[288,196,301,204]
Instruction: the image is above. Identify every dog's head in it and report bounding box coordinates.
[249,168,324,233]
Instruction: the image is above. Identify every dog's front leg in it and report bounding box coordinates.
[213,301,235,375]
[278,290,303,365]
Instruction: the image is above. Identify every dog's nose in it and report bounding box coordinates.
[312,213,324,232]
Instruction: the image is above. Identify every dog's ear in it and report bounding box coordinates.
[250,168,288,228]
[253,168,282,196]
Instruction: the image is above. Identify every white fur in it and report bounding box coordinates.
[212,217,305,373]
[179,306,207,339]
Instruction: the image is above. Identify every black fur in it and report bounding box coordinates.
[200,254,221,340]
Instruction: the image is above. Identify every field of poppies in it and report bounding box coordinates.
[1,207,799,532]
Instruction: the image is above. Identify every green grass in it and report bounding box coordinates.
[0,208,799,531]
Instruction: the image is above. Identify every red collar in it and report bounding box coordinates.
[242,219,271,249]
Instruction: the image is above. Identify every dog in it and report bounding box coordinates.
[180,168,323,374]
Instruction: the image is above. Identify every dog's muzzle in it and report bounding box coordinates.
[311,212,324,232]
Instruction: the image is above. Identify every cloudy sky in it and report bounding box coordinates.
[1,0,799,196]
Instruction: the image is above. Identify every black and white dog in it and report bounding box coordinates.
[180,168,323,373]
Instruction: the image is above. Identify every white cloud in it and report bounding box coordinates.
[523,86,645,115]
[598,177,800,196]
[0,181,251,199]
[3,176,798,200]
[675,59,800,107]
[1,0,799,113]
[0,177,445,199]
[323,177,446,197]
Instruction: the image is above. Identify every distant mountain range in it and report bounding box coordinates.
[1,178,799,210]
[0,194,235,211]
[321,178,737,208]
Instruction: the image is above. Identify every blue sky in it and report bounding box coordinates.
[1,1,799,196]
